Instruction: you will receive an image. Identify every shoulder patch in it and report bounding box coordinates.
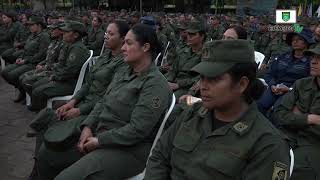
[152,97,161,109]
[272,162,288,180]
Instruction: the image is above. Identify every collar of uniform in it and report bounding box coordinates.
[301,76,317,91]
[230,103,257,136]
[290,50,309,62]
[123,62,157,81]
[201,103,257,137]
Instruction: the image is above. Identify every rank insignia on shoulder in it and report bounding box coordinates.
[232,122,248,133]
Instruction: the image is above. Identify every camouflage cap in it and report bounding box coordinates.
[186,20,205,33]
[176,21,187,30]
[47,11,59,19]
[304,43,320,56]
[59,20,87,36]
[191,40,255,78]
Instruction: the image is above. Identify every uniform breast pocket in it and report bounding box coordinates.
[24,40,38,51]
[171,124,200,166]
[115,87,139,106]
[205,150,245,177]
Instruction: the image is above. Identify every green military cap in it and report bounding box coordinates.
[304,43,320,56]
[3,10,17,19]
[44,121,79,151]
[59,20,87,36]
[191,40,255,78]
[186,20,205,33]
[27,16,45,26]
[176,21,187,30]
[47,11,59,19]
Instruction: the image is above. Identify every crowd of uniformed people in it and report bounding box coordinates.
[1,8,320,180]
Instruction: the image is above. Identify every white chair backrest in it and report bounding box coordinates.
[289,148,294,177]
[254,51,265,69]
[127,93,176,180]
[160,41,171,66]
[72,50,93,97]
[1,56,5,70]
[154,53,162,66]
[149,93,176,157]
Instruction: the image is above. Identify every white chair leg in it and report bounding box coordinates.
[26,93,31,106]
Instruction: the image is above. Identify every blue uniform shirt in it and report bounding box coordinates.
[264,50,311,87]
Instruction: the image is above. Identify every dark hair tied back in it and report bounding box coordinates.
[228,62,266,104]
[130,23,163,60]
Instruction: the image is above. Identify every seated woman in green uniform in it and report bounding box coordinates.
[36,24,172,180]
[274,43,320,180]
[27,20,130,180]
[165,20,205,99]
[144,40,291,180]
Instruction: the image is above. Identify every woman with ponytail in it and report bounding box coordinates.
[144,40,291,180]
[37,23,171,180]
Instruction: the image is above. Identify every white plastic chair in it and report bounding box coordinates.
[160,41,171,66]
[254,51,265,69]
[46,50,93,109]
[127,93,176,180]
[154,53,162,66]
[1,56,5,70]
[289,148,294,177]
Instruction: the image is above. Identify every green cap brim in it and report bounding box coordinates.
[304,48,320,56]
[59,26,72,31]
[191,61,235,78]
[186,29,199,33]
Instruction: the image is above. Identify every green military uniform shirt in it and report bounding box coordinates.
[145,103,290,180]
[263,35,290,65]
[72,50,125,115]
[14,23,31,49]
[208,24,225,40]
[165,47,201,98]
[274,76,320,144]
[51,40,89,81]
[252,31,272,55]
[85,25,105,56]
[0,21,21,54]
[274,77,320,180]
[81,63,172,146]
[20,31,51,64]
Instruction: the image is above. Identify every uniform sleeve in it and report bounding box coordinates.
[24,34,51,64]
[72,71,91,101]
[51,46,89,81]
[96,82,171,146]
[87,30,104,55]
[242,135,291,180]
[273,83,309,128]
[0,23,19,42]
[165,55,179,82]
[144,107,187,180]
[177,74,200,88]
[81,100,104,129]
[264,58,278,86]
